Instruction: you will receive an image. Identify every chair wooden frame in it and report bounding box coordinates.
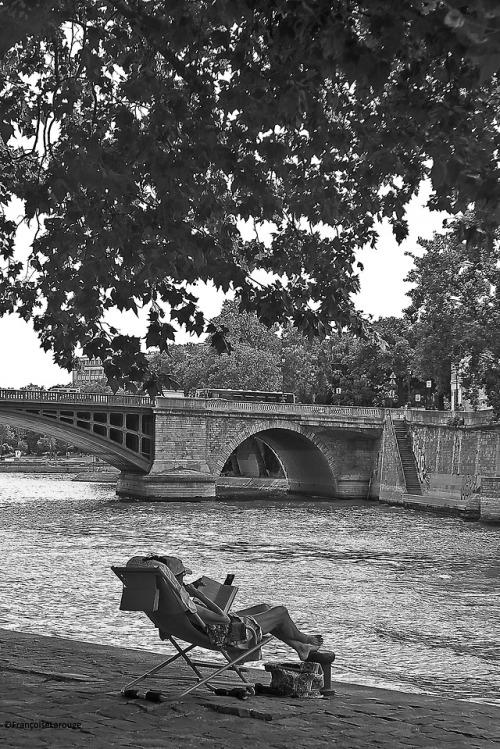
[112,564,274,699]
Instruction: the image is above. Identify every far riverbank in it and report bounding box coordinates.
[0,457,118,476]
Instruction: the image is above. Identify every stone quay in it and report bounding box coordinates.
[0,628,499,748]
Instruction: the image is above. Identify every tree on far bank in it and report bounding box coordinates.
[280,316,416,405]
[2,2,500,387]
[405,215,500,411]
[281,328,322,403]
[79,379,114,394]
[145,302,418,405]
[0,423,15,455]
[147,300,282,394]
[148,343,282,395]
[317,328,410,407]
[210,300,281,357]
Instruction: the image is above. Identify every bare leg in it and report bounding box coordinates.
[241,604,323,661]
[235,603,273,617]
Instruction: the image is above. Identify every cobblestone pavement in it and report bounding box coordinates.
[1,628,499,748]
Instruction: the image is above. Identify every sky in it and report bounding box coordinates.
[0,190,447,389]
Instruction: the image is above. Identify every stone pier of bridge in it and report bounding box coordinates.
[116,396,384,501]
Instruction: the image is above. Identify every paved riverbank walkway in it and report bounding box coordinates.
[0,628,499,748]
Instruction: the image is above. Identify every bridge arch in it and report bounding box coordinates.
[214,419,339,497]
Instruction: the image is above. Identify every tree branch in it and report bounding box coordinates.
[104,0,205,91]
[0,0,69,59]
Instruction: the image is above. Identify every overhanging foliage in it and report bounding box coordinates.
[1,1,500,388]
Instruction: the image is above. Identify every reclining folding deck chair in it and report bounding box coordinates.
[112,562,274,699]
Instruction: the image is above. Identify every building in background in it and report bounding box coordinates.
[72,356,105,387]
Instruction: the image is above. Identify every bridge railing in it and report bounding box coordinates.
[3,390,494,425]
[159,396,386,419]
[157,399,497,426]
[0,389,152,407]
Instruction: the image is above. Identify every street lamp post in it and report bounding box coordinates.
[451,366,460,411]
[406,369,412,406]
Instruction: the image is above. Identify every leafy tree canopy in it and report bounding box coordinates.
[2,1,500,388]
[405,214,500,410]
[79,377,115,393]
[147,299,418,405]
[147,299,282,393]
[310,321,414,406]
[0,423,16,450]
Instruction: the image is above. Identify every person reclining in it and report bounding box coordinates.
[130,554,324,661]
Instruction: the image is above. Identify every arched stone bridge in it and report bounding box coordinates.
[0,390,388,500]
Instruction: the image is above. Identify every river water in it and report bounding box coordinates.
[1,473,499,704]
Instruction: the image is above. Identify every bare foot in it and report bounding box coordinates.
[290,635,323,661]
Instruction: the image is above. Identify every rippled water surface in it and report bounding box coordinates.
[1,473,499,704]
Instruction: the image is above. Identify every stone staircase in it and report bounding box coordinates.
[393,420,422,495]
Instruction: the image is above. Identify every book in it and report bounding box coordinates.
[191,576,238,613]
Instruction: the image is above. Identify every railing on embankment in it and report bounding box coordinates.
[404,408,495,427]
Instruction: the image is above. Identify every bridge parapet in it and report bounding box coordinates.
[157,396,385,425]
[0,389,152,408]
